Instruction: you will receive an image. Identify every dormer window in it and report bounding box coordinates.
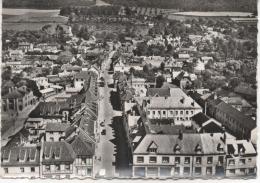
[147,141,158,153]
[217,143,224,151]
[29,149,36,162]
[174,144,181,153]
[19,149,26,162]
[55,147,61,159]
[2,150,10,162]
[195,144,202,153]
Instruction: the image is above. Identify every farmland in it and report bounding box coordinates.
[3,8,68,30]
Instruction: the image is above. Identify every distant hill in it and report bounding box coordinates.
[103,0,257,12]
[3,0,96,9]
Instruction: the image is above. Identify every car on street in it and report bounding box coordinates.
[101,129,106,135]
[100,121,105,127]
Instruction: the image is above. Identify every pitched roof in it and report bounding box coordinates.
[215,101,256,131]
[42,141,76,164]
[134,133,225,155]
[191,112,210,127]
[71,131,95,156]
[1,146,40,167]
[45,123,70,132]
[147,88,170,97]
[148,124,196,134]
[29,102,67,118]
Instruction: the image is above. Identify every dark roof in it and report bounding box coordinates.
[191,112,210,127]
[234,84,256,97]
[199,121,224,133]
[45,123,70,132]
[1,146,40,167]
[149,124,196,135]
[147,88,170,97]
[71,131,95,156]
[42,141,76,164]
[29,102,67,118]
[216,101,256,131]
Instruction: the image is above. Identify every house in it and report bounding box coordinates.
[144,88,202,126]
[2,86,37,116]
[45,123,70,142]
[32,77,50,90]
[225,139,256,177]
[127,76,147,97]
[208,100,256,139]
[8,50,24,60]
[172,71,193,89]
[41,141,76,179]
[18,42,33,52]
[1,146,40,178]
[132,133,226,178]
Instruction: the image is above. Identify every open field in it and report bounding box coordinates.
[171,11,253,17]
[2,8,67,30]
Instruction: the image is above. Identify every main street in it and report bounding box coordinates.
[94,50,119,178]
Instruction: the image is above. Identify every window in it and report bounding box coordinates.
[55,165,60,171]
[229,169,235,174]
[196,157,201,164]
[31,167,35,172]
[65,164,70,171]
[191,111,194,115]
[147,167,158,176]
[186,111,189,115]
[175,157,180,164]
[184,157,190,164]
[170,111,173,115]
[174,167,180,175]
[163,111,166,115]
[206,167,212,175]
[149,156,157,163]
[82,158,86,164]
[160,167,171,176]
[240,168,246,174]
[207,157,213,164]
[153,111,155,115]
[134,167,145,177]
[176,111,178,115]
[20,167,24,173]
[248,158,252,162]
[147,111,150,115]
[249,168,255,174]
[239,159,245,165]
[158,111,161,115]
[229,159,235,166]
[87,168,92,176]
[162,157,169,163]
[218,156,224,164]
[195,167,202,175]
[180,111,183,115]
[50,132,53,134]
[4,168,8,174]
[137,156,144,163]
[184,167,190,175]
[45,165,50,172]
[86,158,93,165]
[59,132,63,135]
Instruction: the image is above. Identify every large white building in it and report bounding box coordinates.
[144,88,202,126]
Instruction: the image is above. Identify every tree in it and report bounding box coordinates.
[160,62,165,71]
[229,77,241,89]
[26,80,42,98]
[156,75,165,88]
[2,68,12,81]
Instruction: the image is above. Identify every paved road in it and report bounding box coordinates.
[94,50,119,178]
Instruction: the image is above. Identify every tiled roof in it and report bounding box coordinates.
[148,124,196,134]
[42,141,76,164]
[226,139,256,155]
[71,131,95,156]
[45,123,70,132]
[147,88,170,97]
[215,101,256,131]
[134,133,225,155]
[1,146,40,167]
[191,112,210,126]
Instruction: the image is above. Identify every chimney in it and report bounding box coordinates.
[9,87,12,93]
[180,97,185,104]
[222,126,226,143]
[178,129,183,140]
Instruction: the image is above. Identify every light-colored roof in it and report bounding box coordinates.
[40,88,55,94]
[147,88,202,109]
[226,139,256,155]
[134,133,225,155]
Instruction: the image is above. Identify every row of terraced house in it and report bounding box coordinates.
[1,71,99,178]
